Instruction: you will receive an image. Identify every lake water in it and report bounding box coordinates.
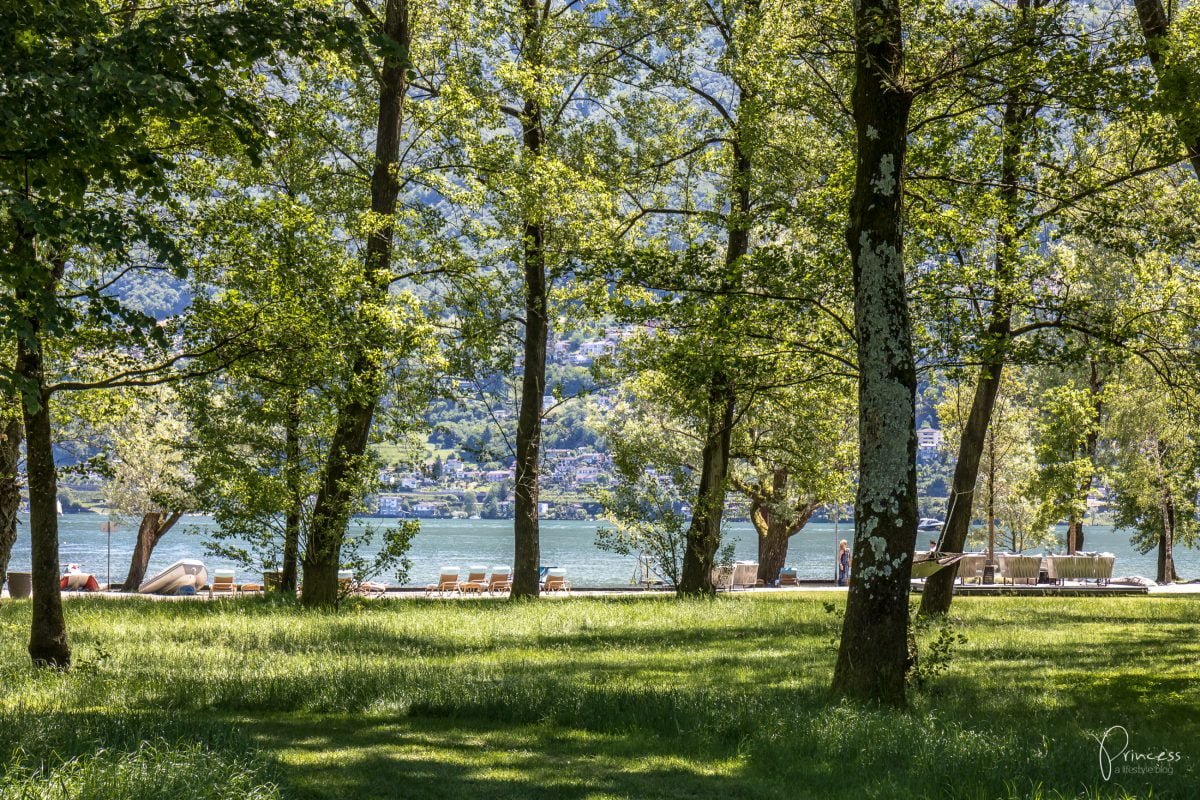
[6,514,1196,587]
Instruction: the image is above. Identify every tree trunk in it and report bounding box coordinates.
[986,438,996,563]
[831,0,916,706]
[122,510,183,590]
[302,0,409,607]
[1157,488,1177,584]
[19,337,69,667]
[281,394,301,593]
[0,413,22,596]
[678,375,735,595]
[1154,440,1179,584]
[511,0,548,599]
[1135,0,1200,180]
[756,469,790,585]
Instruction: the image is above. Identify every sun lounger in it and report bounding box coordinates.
[541,568,571,593]
[486,566,512,594]
[425,567,460,596]
[458,565,488,594]
[208,569,236,597]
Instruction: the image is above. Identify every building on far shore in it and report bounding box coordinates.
[917,426,943,450]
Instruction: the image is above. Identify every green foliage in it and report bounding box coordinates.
[1105,365,1200,561]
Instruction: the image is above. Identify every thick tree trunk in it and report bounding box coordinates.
[122,510,183,590]
[510,0,550,600]
[1135,0,1200,180]
[302,0,409,607]
[678,376,736,595]
[755,470,789,585]
[0,413,22,596]
[831,0,916,706]
[281,395,301,593]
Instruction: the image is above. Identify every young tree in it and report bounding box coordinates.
[98,389,192,590]
[1106,366,1199,583]
[730,382,856,585]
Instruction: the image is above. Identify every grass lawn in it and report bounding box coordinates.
[0,594,1196,799]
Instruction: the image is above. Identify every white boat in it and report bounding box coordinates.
[917,518,944,532]
[139,559,208,595]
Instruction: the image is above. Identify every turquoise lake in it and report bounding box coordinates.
[7,514,1196,587]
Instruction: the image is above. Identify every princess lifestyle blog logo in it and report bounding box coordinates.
[1092,725,1182,780]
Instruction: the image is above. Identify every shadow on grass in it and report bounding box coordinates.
[241,713,781,800]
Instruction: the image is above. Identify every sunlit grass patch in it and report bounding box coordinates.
[0,594,1196,798]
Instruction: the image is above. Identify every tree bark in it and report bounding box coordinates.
[19,333,69,667]
[281,393,301,593]
[302,0,409,607]
[121,510,183,590]
[678,375,736,595]
[1134,0,1200,180]
[1153,439,1179,584]
[831,0,916,706]
[755,470,790,585]
[0,413,22,597]
[511,0,548,599]
[1157,487,1178,584]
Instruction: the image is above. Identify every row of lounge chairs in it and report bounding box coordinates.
[913,552,1116,586]
[423,566,574,596]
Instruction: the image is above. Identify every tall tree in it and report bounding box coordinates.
[0,0,351,664]
[831,0,917,705]
[302,0,414,606]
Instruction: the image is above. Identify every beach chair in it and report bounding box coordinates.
[711,565,734,591]
[778,568,799,587]
[355,579,388,598]
[541,568,571,594]
[1000,555,1040,585]
[209,569,236,597]
[731,561,760,590]
[955,553,986,584]
[486,566,512,595]
[458,566,489,594]
[425,567,461,596]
